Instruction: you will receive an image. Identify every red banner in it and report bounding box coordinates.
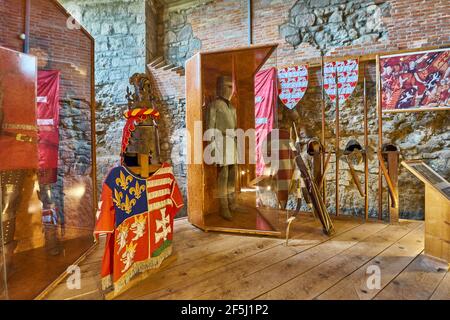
[255,68,277,176]
[380,49,450,112]
[278,65,308,109]
[37,70,60,183]
[324,59,359,106]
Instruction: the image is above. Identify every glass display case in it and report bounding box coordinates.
[0,44,96,299]
[186,45,285,236]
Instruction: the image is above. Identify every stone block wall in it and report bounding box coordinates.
[158,6,204,67]
[279,0,391,51]
[59,0,156,191]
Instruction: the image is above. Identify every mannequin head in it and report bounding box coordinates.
[216,75,233,101]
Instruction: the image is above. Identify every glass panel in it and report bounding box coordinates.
[201,47,283,234]
[1,216,7,300]
[0,41,95,298]
[0,47,39,300]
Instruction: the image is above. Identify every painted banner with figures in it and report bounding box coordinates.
[380,49,450,112]
[324,59,359,106]
[278,65,309,109]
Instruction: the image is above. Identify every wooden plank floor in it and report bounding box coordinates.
[43,216,450,300]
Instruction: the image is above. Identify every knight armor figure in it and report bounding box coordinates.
[207,75,239,221]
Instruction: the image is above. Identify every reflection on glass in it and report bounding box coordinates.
[0,44,95,299]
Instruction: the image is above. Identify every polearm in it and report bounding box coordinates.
[376,55,383,220]
[320,54,326,202]
[335,67,340,216]
[363,65,369,221]
[291,125,335,235]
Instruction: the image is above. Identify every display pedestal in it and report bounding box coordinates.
[402,160,450,265]
[424,185,450,265]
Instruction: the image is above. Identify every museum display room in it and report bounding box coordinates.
[0,0,449,302]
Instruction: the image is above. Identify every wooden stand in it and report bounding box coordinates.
[402,160,450,265]
[334,71,340,217]
[424,185,450,264]
[127,153,161,178]
[307,139,324,218]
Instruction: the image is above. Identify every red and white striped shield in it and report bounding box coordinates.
[278,65,309,109]
[324,59,359,106]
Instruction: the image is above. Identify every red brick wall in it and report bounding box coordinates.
[0,0,93,101]
[0,0,26,51]
[182,0,450,66]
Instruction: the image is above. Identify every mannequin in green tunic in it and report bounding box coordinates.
[207,76,238,221]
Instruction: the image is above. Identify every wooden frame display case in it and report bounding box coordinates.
[185,44,281,236]
[0,15,97,298]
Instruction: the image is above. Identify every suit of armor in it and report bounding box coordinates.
[207,76,238,220]
[1,170,26,266]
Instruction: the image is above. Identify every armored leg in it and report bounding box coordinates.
[1,170,25,270]
[227,164,241,212]
[38,184,61,256]
[217,165,232,220]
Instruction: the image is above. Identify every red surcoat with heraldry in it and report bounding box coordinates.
[94,162,183,296]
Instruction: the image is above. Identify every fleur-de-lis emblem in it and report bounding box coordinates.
[129,181,145,200]
[121,195,137,214]
[116,171,133,191]
[113,189,123,208]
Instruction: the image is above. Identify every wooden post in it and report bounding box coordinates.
[386,151,399,223]
[321,55,327,201]
[138,154,150,178]
[376,55,383,220]
[335,69,340,216]
[363,68,369,221]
